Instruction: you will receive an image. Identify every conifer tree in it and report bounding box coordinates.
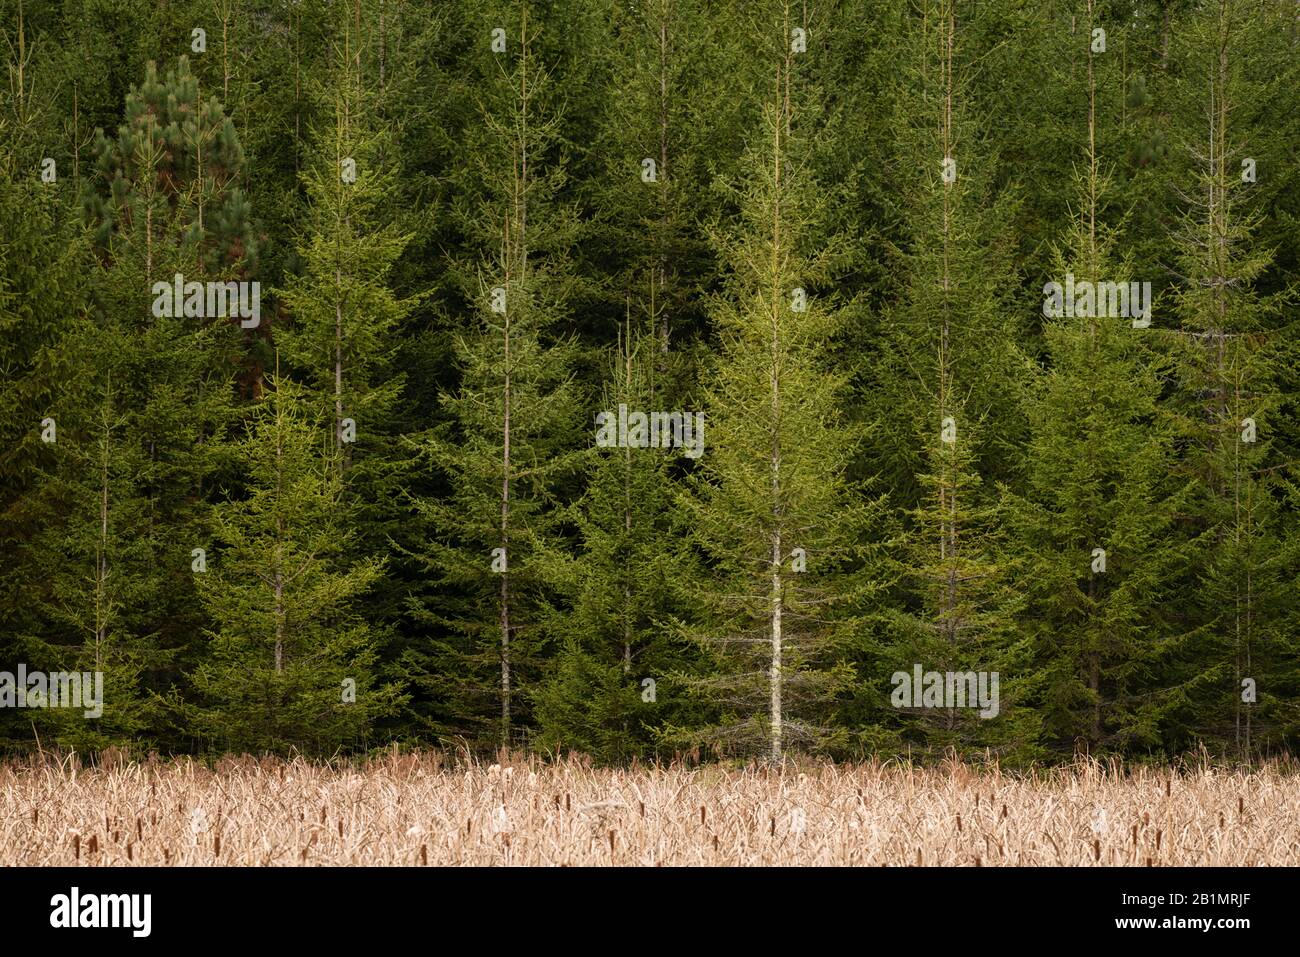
[872,0,1028,492]
[1012,0,1185,752]
[1160,0,1297,758]
[667,2,873,762]
[69,59,252,734]
[0,14,116,744]
[534,323,696,762]
[531,0,720,763]
[279,3,410,494]
[21,363,161,750]
[192,368,401,753]
[83,55,256,277]
[585,0,713,379]
[83,55,263,395]
[404,3,582,747]
[860,0,1034,758]
[275,2,420,742]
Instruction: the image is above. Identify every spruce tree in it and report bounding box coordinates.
[277,0,413,556]
[667,2,873,762]
[532,0,720,763]
[0,22,127,745]
[867,0,1035,758]
[534,324,695,763]
[1012,0,1185,753]
[21,363,161,750]
[584,0,713,379]
[191,368,401,753]
[404,3,582,748]
[1160,0,1297,758]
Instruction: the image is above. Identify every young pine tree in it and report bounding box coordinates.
[83,55,256,279]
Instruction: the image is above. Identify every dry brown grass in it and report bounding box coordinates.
[2,752,1298,865]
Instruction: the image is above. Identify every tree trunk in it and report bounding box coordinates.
[500,322,513,744]
[769,62,784,765]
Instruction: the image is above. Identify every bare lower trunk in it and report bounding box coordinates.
[275,387,286,674]
[500,563,510,740]
[768,61,785,766]
[770,532,783,764]
[500,335,512,743]
[623,342,634,672]
[274,571,284,673]
[96,391,110,670]
[1090,661,1101,740]
[334,268,347,470]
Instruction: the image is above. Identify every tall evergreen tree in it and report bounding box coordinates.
[532,0,720,763]
[277,0,413,547]
[1159,0,1298,758]
[21,363,161,750]
[1012,0,1185,753]
[534,322,696,763]
[584,0,714,377]
[868,0,1034,758]
[404,3,583,747]
[668,3,874,762]
[0,6,124,746]
[276,0,419,744]
[71,58,253,742]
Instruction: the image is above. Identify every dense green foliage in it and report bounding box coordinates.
[1,0,1297,764]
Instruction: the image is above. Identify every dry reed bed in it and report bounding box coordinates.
[2,753,1298,865]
